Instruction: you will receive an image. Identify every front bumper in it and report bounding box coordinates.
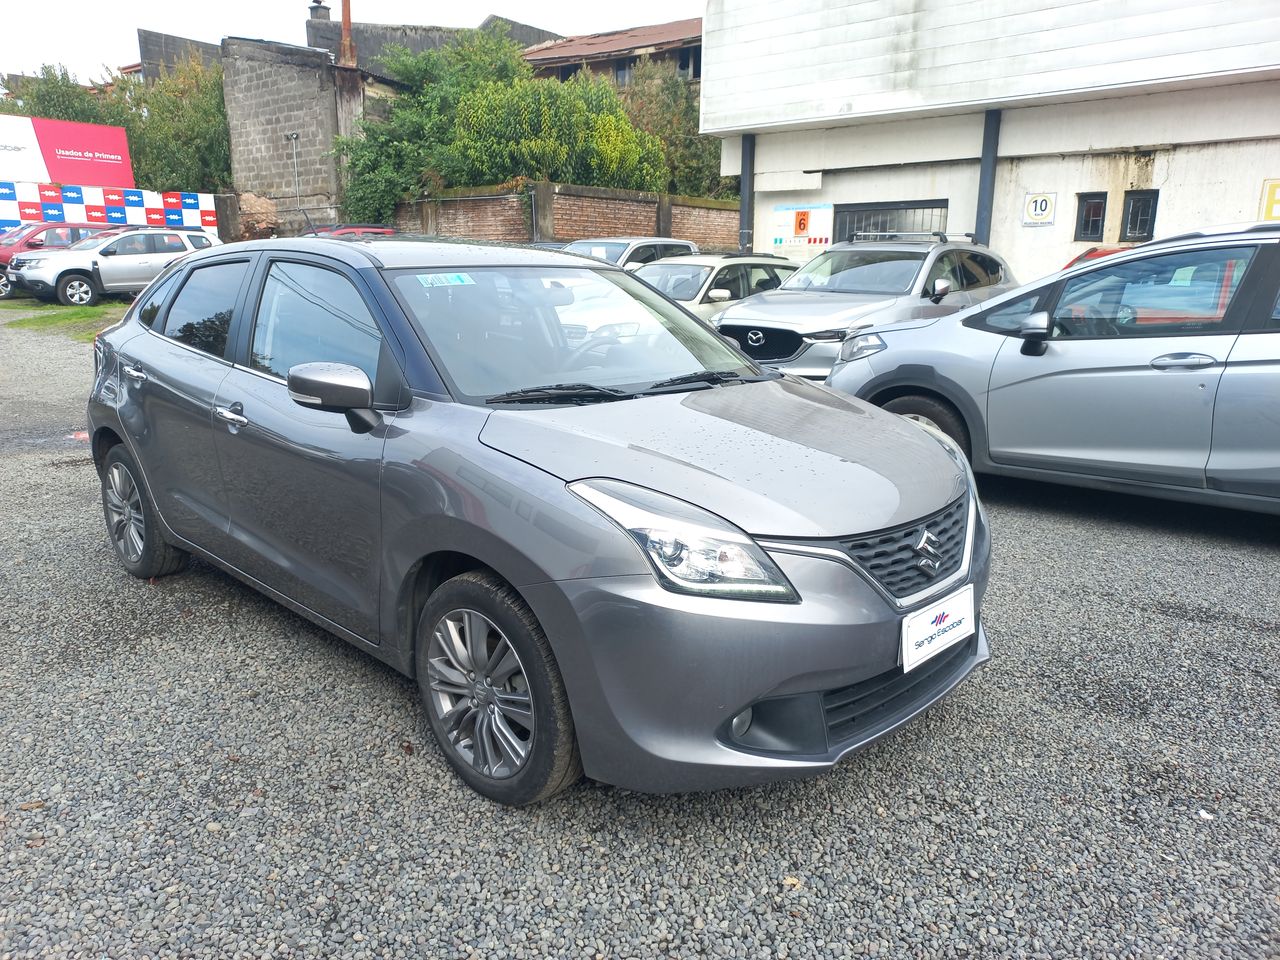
[762,340,842,379]
[523,509,992,793]
[7,267,56,297]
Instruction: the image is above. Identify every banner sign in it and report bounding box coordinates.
[0,115,135,188]
[0,181,219,236]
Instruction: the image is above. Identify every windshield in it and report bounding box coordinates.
[389,266,759,403]
[634,262,712,301]
[69,233,112,251]
[1,225,37,247]
[561,241,628,263]
[783,249,926,295]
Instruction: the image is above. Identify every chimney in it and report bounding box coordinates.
[309,0,330,20]
[338,0,357,67]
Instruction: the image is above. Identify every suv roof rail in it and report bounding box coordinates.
[846,231,950,243]
[1141,221,1280,247]
[720,252,790,259]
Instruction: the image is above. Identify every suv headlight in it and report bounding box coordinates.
[21,258,43,268]
[839,332,886,362]
[804,328,848,342]
[570,478,799,602]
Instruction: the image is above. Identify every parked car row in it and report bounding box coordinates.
[5,225,221,305]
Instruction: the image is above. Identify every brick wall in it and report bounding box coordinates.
[395,182,739,248]
[552,195,657,240]
[672,201,738,251]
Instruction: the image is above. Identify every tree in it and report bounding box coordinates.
[0,59,231,194]
[621,57,738,199]
[337,26,668,221]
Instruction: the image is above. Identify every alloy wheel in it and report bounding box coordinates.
[901,412,942,433]
[425,608,535,780]
[104,462,145,563]
[0,275,10,297]
[65,279,93,305]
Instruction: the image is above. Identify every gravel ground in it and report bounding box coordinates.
[1,310,1278,959]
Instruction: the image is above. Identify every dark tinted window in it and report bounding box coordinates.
[161,261,248,357]
[135,270,182,328]
[250,262,382,382]
[189,234,212,249]
[103,234,149,257]
[152,233,186,254]
[962,253,1003,288]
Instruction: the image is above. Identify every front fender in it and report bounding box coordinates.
[855,365,993,471]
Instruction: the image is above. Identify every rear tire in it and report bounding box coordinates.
[416,571,581,805]
[57,273,99,307]
[882,395,971,458]
[0,274,12,300]
[100,444,189,579]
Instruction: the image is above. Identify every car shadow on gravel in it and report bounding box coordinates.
[975,475,1280,546]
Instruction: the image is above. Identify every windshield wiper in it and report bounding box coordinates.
[644,369,773,392]
[485,382,631,405]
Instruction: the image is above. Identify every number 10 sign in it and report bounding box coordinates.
[1022,193,1056,227]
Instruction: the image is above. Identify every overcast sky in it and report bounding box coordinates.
[1,0,707,83]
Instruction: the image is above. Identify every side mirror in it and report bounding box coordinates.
[99,247,116,256]
[707,288,732,302]
[27,237,44,248]
[287,361,380,433]
[928,278,952,304]
[1019,311,1051,356]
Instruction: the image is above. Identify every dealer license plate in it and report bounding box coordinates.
[901,584,975,672]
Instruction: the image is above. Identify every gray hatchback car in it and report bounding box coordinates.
[827,223,1280,514]
[88,239,992,804]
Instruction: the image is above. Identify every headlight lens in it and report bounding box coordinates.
[839,332,886,362]
[569,478,799,602]
[804,328,847,342]
[23,258,43,268]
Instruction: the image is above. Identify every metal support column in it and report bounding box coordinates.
[738,134,755,253]
[973,110,1001,245]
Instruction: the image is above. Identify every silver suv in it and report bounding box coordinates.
[712,235,1018,379]
[561,236,697,268]
[826,222,1280,513]
[8,227,219,305]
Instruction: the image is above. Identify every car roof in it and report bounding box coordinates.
[183,237,624,271]
[827,240,990,254]
[562,236,691,245]
[636,254,795,267]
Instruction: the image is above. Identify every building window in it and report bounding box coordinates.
[558,63,581,82]
[834,200,949,242]
[677,46,701,81]
[1074,193,1106,242]
[1121,190,1159,242]
[614,58,635,87]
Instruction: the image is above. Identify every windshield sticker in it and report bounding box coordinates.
[417,272,476,287]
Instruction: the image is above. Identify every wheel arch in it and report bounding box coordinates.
[91,425,125,476]
[859,366,992,469]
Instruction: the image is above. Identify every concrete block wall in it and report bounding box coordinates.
[221,38,341,233]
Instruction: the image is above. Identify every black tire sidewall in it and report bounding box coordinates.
[883,395,971,458]
[58,274,98,307]
[415,574,574,806]
[100,445,171,579]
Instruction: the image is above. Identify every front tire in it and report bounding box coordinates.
[100,444,189,579]
[416,572,581,805]
[882,394,971,458]
[0,273,13,300]
[57,273,99,307]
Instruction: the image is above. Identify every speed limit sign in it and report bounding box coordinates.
[1022,193,1057,226]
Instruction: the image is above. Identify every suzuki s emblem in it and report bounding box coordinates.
[746,330,765,347]
[913,529,944,574]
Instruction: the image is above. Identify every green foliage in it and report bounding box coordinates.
[0,59,231,193]
[447,75,666,191]
[337,26,668,220]
[621,58,738,199]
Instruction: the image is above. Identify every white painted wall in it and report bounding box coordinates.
[703,0,1280,134]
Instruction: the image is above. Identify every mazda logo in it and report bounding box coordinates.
[746,330,765,347]
[913,529,944,575]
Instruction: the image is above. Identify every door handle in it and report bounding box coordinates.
[214,405,248,427]
[1149,353,1217,370]
[121,364,148,382]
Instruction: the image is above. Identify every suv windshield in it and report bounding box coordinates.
[635,262,712,301]
[561,241,627,263]
[389,266,759,402]
[783,249,926,295]
[69,233,114,251]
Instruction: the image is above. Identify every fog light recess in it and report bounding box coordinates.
[730,707,753,739]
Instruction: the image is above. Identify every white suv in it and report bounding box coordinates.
[7,227,220,306]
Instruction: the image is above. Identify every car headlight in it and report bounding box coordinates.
[569,478,799,602]
[22,258,43,268]
[804,328,848,342]
[839,332,886,362]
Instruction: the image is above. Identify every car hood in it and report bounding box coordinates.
[716,290,906,333]
[479,377,966,538]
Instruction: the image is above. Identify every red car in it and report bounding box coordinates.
[300,224,397,238]
[0,222,110,298]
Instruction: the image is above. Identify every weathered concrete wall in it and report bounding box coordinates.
[221,38,341,234]
[136,29,220,81]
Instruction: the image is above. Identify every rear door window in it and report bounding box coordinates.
[160,260,250,357]
[151,233,187,254]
